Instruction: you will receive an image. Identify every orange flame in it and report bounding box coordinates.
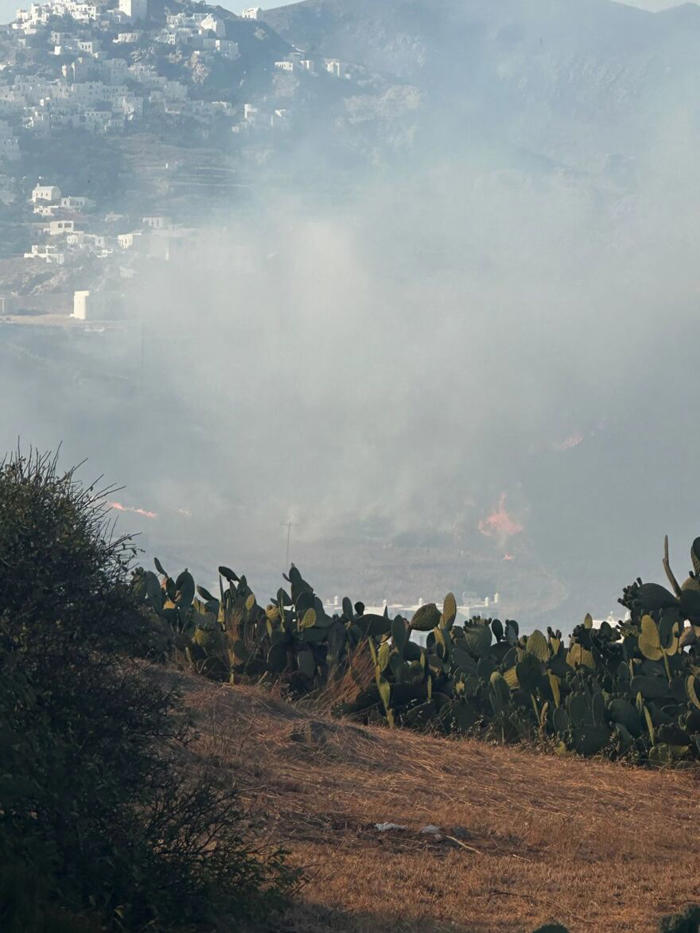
[478,493,523,539]
[109,501,157,520]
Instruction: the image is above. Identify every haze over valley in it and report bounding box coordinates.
[2,0,699,627]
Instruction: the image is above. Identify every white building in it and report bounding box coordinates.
[60,195,94,210]
[77,38,101,55]
[45,219,75,235]
[33,203,59,217]
[141,215,170,229]
[241,7,261,19]
[199,12,225,36]
[24,243,65,263]
[118,0,147,22]
[114,31,140,43]
[324,59,346,78]
[72,289,89,319]
[118,231,141,249]
[31,183,61,202]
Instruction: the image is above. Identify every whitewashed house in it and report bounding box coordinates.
[77,38,101,55]
[60,195,94,210]
[324,59,346,78]
[113,31,140,43]
[31,183,61,202]
[33,203,59,216]
[199,12,225,36]
[45,219,75,235]
[24,243,65,263]
[117,231,141,249]
[118,0,147,22]
[141,215,170,229]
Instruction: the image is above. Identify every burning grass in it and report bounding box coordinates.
[149,666,699,933]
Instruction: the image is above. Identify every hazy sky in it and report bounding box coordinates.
[229,0,698,13]
[620,0,698,8]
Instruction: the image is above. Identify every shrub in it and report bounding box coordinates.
[660,906,700,933]
[0,448,299,930]
[0,446,168,655]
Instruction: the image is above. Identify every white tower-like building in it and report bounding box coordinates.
[72,290,89,321]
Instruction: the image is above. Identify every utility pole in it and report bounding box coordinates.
[281,520,295,568]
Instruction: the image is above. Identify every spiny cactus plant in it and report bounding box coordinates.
[129,535,700,764]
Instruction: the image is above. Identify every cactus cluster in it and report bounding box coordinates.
[130,536,700,764]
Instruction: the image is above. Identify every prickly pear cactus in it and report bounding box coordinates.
[128,534,700,763]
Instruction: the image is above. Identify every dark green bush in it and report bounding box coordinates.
[660,906,700,933]
[0,447,169,656]
[0,448,299,931]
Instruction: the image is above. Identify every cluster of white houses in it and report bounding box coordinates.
[0,0,355,152]
[24,180,188,265]
[274,56,349,79]
[1,1,243,137]
[14,0,147,29]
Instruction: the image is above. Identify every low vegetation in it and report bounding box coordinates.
[0,449,299,932]
[131,549,700,767]
[0,446,697,931]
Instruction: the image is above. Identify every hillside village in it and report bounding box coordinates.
[0,0,417,321]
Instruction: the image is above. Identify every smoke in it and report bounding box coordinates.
[3,0,700,625]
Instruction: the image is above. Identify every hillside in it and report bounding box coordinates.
[159,664,699,932]
[6,0,700,620]
[263,0,700,166]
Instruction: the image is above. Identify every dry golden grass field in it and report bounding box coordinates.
[154,667,699,933]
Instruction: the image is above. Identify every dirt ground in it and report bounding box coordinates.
[152,667,699,933]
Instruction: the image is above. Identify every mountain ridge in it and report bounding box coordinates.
[260,0,700,168]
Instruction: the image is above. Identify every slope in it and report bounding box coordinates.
[262,0,700,165]
[153,664,699,932]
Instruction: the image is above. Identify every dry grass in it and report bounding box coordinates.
[150,666,699,933]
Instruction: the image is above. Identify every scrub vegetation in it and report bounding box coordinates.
[0,448,299,933]
[0,447,697,932]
